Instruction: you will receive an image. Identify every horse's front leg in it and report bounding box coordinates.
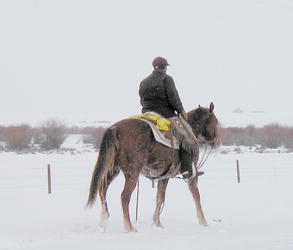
[153,179,169,228]
[121,173,139,232]
[188,177,208,226]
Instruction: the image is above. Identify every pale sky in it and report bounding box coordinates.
[0,0,293,126]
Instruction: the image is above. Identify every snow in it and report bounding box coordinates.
[60,134,94,153]
[1,149,293,250]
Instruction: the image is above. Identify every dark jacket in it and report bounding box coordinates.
[139,69,184,118]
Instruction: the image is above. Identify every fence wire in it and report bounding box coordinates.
[0,158,292,190]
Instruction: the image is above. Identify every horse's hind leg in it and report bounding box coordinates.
[188,177,208,226]
[99,166,120,230]
[153,179,169,228]
[99,184,110,230]
[121,173,139,232]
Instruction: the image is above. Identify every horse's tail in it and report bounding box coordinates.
[87,126,118,207]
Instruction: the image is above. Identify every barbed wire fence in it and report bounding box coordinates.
[0,157,292,191]
[0,163,93,191]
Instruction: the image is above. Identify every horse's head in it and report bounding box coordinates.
[187,102,221,148]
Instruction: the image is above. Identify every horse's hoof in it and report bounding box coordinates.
[200,220,208,227]
[124,225,137,232]
[99,221,107,232]
[126,228,137,233]
[153,222,164,229]
[99,214,109,230]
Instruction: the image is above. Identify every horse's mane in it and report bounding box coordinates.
[188,107,211,131]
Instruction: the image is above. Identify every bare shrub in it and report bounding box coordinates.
[220,124,293,149]
[219,127,245,146]
[30,127,42,145]
[242,125,257,146]
[259,124,284,149]
[4,125,32,150]
[281,127,293,149]
[40,120,67,150]
[219,126,233,145]
[0,126,5,141]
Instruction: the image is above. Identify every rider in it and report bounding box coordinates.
[139,56,200,179]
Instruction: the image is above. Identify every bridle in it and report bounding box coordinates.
[194,111,219,170]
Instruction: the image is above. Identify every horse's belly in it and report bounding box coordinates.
[141,165,165,178]
[141,161,180,179]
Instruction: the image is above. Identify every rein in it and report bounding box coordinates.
[135,178,140,222]
[196,144,212,170]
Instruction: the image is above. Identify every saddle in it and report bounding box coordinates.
[130,112,197,154]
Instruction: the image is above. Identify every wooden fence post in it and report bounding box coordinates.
[236,160,240,184]
[47,164,52,194]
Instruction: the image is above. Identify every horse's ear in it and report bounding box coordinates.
[209,102,214,112]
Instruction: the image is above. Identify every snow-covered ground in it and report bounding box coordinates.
[1,149,293,250]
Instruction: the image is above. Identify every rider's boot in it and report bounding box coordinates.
[180,148,204,179]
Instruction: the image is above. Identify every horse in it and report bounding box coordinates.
[87,102,221,232]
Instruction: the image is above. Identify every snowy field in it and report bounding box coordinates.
[1,150,293,250]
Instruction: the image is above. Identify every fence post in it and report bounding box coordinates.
[47,164,52,194]
[236,160,240,184]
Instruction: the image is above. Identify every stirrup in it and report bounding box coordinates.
[191,164,204,178]
[178,169,205,179]
[197,171,205,177]
[180,171,193,179]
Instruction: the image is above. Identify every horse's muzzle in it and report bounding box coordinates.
[210,135,221,148]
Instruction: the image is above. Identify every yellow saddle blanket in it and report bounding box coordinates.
[129,112,172,131]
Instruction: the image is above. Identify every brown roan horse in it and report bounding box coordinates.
[87,102,221,232]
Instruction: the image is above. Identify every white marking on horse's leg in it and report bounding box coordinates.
[99,203,109,230]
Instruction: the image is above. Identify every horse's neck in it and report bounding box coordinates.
[187,116,200,136]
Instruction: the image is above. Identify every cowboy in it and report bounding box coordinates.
[139,56,200,179]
